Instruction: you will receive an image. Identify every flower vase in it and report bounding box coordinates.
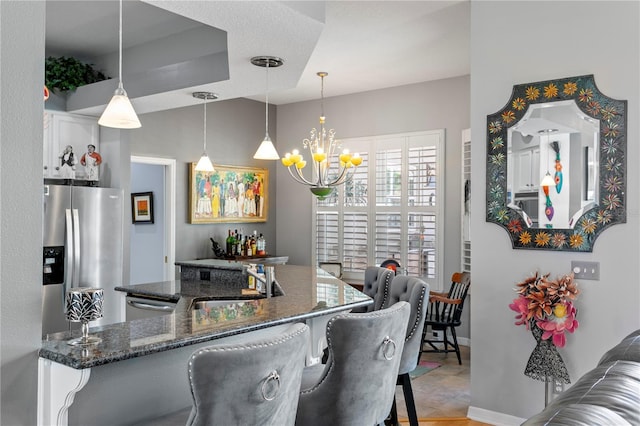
[525,319,570,406]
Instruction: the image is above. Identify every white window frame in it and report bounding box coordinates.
[312,129,445,290]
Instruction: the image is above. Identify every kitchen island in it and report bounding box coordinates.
[38,265,370,426]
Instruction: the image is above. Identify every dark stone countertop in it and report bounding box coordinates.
[175,256,289,268]
[39,265,371,369]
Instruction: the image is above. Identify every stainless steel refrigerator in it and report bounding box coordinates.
[42,184,125,336]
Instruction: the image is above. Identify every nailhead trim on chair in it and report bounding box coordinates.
[380,270,392,309]
[187,325,309,386]
[405,285,426,341]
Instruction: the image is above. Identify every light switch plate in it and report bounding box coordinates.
[571,261,600,280]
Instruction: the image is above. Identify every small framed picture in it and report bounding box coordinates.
[131,192,154,224]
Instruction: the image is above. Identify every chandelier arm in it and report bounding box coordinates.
[287,167,315,186]
[326,168,351,186]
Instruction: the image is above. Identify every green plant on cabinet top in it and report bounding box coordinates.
[45,56,109,92]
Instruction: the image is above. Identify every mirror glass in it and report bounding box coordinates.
[507,100,599,229]
[486,75,626,252]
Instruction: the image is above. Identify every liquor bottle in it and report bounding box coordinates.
[226,229,233,255]
[251,235,257,256]
[245,236,251,257]
[236,234,242,256]
[257,234,266,255]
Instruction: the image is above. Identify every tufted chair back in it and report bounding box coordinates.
[186,323,309,426]
[295,302,410,426]
[357,266,394,313]
[384,275,430,374]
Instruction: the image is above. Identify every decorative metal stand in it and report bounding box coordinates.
[65,287,104,346]
[525,320,570,406]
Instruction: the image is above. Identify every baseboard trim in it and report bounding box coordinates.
[467,406,526,426]
[458,336,470,346]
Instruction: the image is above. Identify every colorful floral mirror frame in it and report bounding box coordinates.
[486,75,627,251]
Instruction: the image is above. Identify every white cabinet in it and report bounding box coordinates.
[43,111,99,181]
[514,148,539,192]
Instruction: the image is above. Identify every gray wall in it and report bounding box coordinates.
[130,98,279,263]
[470,1,640,421]
[276,75,470,292]
[0,2,46,425]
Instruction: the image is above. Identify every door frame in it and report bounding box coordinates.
[130,156,176,281]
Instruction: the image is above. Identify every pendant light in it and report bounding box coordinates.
[98,0,141,129]
[193,92,218,172]
[251,56,283,160]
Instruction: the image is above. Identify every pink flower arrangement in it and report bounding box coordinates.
[509,272,580,348]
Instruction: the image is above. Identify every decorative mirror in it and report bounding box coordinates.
[486,75,626,251]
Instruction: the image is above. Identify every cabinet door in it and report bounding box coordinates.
[530,148,540,191]
[515,150,533,192]
[47,112,99,180]
[515,149,541,192]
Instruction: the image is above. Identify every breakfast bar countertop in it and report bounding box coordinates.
[39,265,371,369]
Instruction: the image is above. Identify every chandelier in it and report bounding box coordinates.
[281,72,361,199]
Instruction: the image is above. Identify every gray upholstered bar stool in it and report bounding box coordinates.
[295,301,410,426]
[352,266,394,313]
[146,323,309,426]
[384,275,430,426]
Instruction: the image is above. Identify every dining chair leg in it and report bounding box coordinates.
[399,373,419,426]
[450,325,462,365]
[442,327,449,352]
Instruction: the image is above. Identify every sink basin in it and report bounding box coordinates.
[190,282,284,311]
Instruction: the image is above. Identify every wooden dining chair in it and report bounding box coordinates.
[420,272,470,365]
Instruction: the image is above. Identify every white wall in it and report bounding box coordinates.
[470,1,640,422]
[276,75,470,289]
[0,2,46,425]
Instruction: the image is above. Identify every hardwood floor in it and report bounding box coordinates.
[399,419,490,426]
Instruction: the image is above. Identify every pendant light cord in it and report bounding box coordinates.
[265,61,270,135]
[203,98,207,152]
[118,0,123,87]
[320,74,325,118]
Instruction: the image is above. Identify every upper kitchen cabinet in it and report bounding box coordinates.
[43,111,99,181]
[514,147,540,193]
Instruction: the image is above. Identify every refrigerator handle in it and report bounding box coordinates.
[72,209,81,287]
[65,209,74,293]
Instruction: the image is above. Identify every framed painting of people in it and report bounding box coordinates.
[189,163,268,224]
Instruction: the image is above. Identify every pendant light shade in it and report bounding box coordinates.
[251,56,283,160]
[254,135,280,160]
[540,172,557,187]
[195,154,215,172]
[193,92,218,172]
[99,0,141,129]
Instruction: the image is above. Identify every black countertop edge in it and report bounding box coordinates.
[38,299,371,370]
[114,287,181,302]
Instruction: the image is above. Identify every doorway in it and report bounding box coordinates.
[130,156,176,283]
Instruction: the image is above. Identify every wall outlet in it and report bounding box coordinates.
[571,261,600,280]
[432,331,441,340]
[553,379,564,394]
